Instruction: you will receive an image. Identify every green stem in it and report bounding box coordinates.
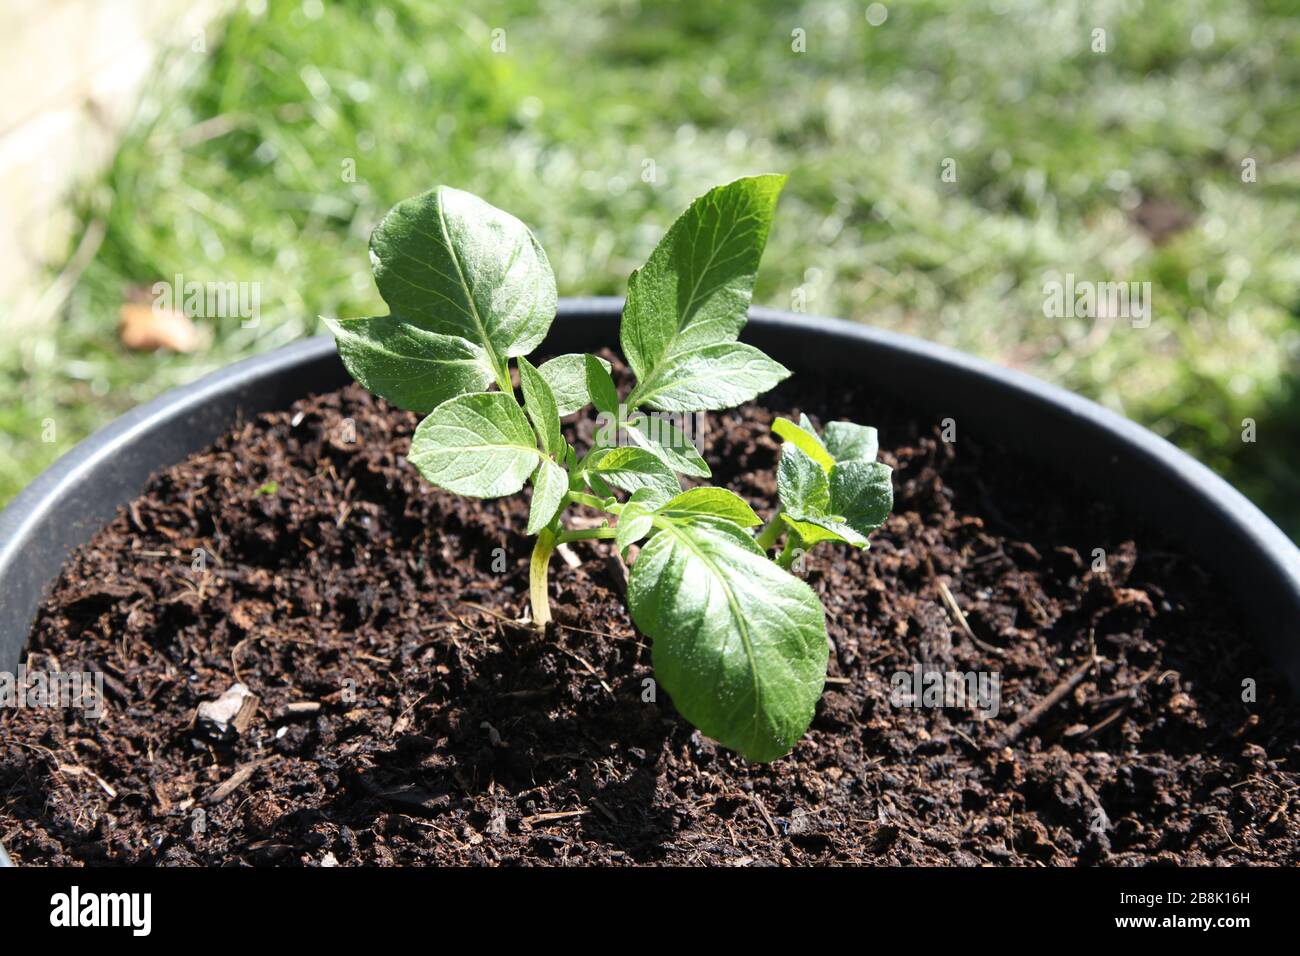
[776,535,800,571]
[557,526,617,544]
[529,526,558,628]
[491,355,514,395]
[567,490,617,512]
[755,506,784,551]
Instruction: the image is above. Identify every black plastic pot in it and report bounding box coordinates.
[3,299,1299,866]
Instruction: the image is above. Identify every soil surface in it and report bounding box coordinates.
[2,355,1298,866]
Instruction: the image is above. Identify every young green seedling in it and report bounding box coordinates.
[325,175,893,761]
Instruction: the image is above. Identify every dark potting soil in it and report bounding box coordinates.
[2,354,1298,867]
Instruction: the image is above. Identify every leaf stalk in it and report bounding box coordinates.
[556,526,618,544]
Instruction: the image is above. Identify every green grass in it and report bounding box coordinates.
[4,0,1298,535]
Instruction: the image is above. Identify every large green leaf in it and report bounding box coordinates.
[517,356,562,456]
[324,315,494,414]
[620,413,710,478]
[408,392,540,498]
[627,342,789,412]
[622,175,787,411]
[627,515,828,762]
[537,353,613,416]
[582,446,680,500]
[527,458,568,535]
[656,487,761,526]
[369,185,556,386]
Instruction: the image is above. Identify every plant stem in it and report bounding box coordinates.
[776,534,799,571]
[491,356,514,395]
[529,526,558,628]
[754,506,784,550]
[527,478,627,628]
[557,526,617,544]
[567,490,616,511]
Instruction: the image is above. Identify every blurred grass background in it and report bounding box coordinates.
[3,0,1298,534]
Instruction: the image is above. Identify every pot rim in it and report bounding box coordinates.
[2,297,1297,866]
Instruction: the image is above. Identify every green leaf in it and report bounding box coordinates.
[583,446,681,500]
[537,353,613,416]
[830,461,893,537]
[780,513,867,548]
[823,421,879,464]
[615,498,657,553]
[622,175,787,410]
[369,185,556,387]
[656,487,761,526]
[627,342,789,412]
[517,356,562,456]
[772,416,834,472]
[627,485,674,509]
[627,515,828,762]
[324,315,495,414]
[775,444,888,550]
[777,444,831,515]
[621,175,785,381]
[527,458,568,535]
[408,392,540,498]
[585,353,620,416]
[620,413,710,478]
[778,459,892,550]
[564,443,586,490]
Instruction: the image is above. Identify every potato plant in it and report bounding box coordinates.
[325,175,892,761]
